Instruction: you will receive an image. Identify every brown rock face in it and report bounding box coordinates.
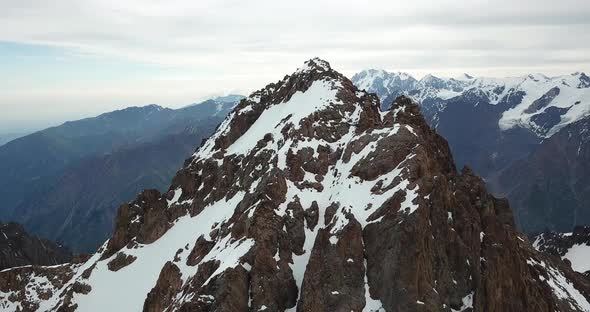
[143,262,183,312]
[107,252,137,272]
[297,218,366,311]
[1,58,589,312]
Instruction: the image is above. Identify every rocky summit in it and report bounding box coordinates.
[1,58,590,312]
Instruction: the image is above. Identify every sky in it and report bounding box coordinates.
[1,0,589,132]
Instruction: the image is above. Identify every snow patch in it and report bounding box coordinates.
[451,291,474,312]
[167,188,182,207]
[563,243,590,274]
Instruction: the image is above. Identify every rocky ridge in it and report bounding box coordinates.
[1,59,590,311]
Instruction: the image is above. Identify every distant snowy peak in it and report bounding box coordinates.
[351,69,418,101]
[353,69,414,82]
[353,69,590,137]
[415,74,470,101]
[497,72,590,136]
[418,73,443,85]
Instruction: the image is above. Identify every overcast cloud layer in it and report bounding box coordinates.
[1,0,589,132]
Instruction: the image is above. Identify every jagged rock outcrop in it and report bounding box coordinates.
[1,58,590,312]
[0,222,72,271]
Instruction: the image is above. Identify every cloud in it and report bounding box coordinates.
[2,0,589,69]
[0,0,589,131]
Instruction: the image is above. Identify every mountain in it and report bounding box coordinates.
[0,132,28,147]
[0,97,243,252]
[491,115,590,234]
[351,69,418,103]
[533,226,590,278]
[352,70,590,178]
[1,58,589,312]
[0,222,72,270]
[14,120,221,253]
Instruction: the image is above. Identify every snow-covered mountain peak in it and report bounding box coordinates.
[356,69,413,80]
[419,73,439,83]
[497,74,590,136]
[295,57,332,74]
[352,69,416,90]
[3,60,590,312]
[196,59,379,160]
[351,69,419,106]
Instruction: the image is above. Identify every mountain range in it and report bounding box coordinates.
[352,69,590,235]
[0,95,243,252]
[1,58,589,312]
[352,70,590,138]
